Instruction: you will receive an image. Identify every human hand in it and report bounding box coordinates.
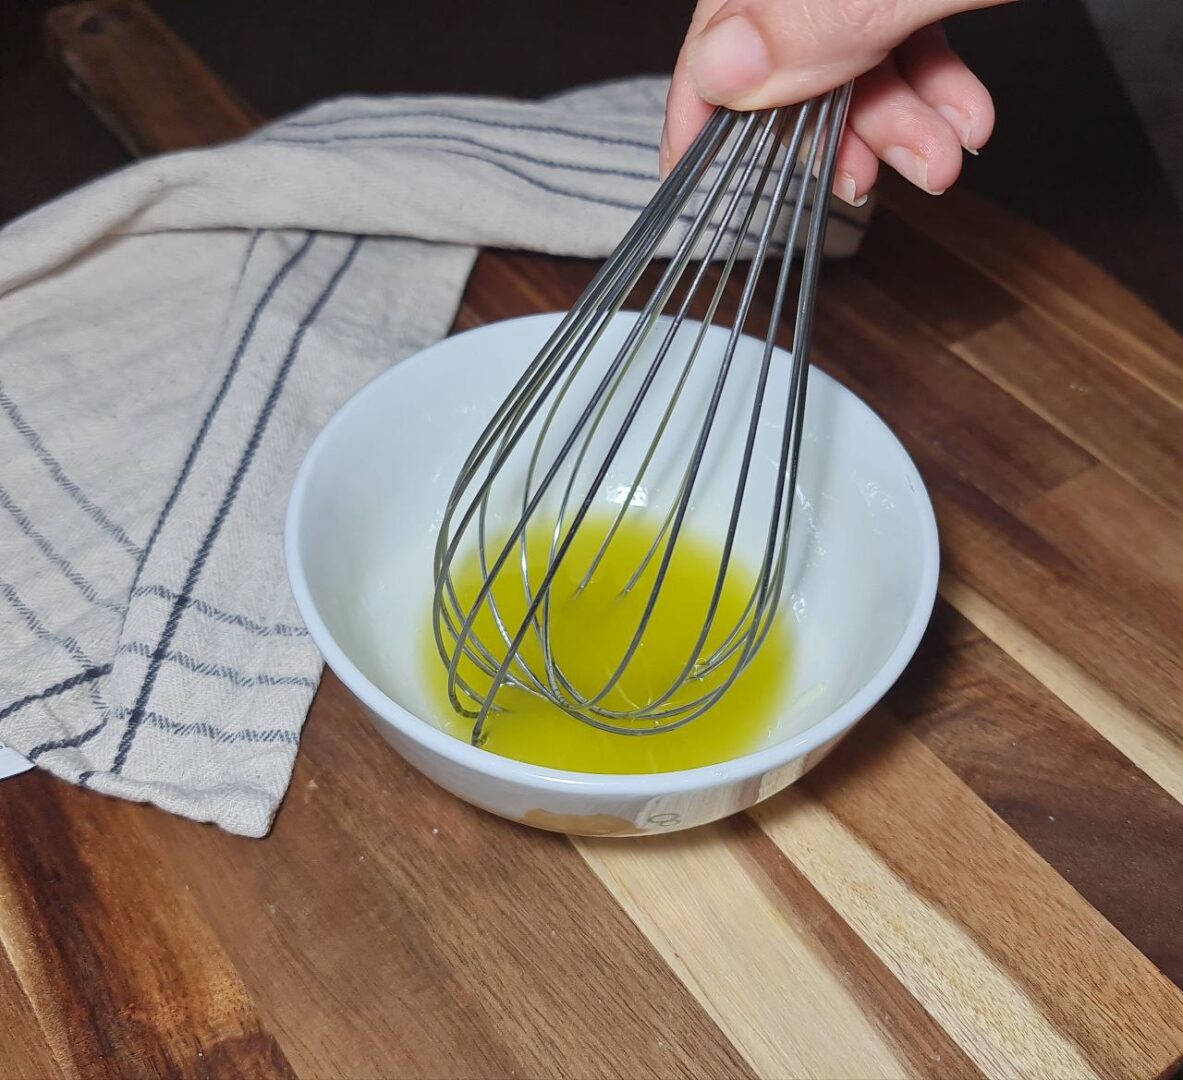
[663,0,1015,204]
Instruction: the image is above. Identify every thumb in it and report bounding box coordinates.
[685,0,1011,110]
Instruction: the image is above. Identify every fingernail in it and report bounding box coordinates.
[687,15,772,104]
[883,145,942,195]
[936,104,973,149]
[834,171,859,207]
[658,119,672,179]
[936,104,983,154]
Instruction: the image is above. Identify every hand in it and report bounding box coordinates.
[663,0,1015,204]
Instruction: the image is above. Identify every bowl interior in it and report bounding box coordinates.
[291,312,936,766]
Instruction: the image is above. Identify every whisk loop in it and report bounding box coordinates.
[433,87,853,746]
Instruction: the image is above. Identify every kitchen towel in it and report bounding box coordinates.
[0,77,871,836]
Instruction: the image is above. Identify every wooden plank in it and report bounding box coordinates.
[44,0,260,156]
[846,208,1022,345]
[0,772,295,1079]
[762,717,1183,1079]
[935,473,1183,738]
[880,177,1183,407]
[812,269,1096,511]
[790,260,1183,756]
[894,600,1183,985]
[578,823,960,1079]
[940,575,1183,812]
[952,309,1183,516]
[1024,464,1183,609]
[0,943,62,1080]
[142,674,754,1080]
[728,819,985,1079]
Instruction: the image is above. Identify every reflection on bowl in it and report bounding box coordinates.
[284,313,939,836]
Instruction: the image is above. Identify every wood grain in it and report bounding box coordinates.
[140,674,754,1080]
[951,309,1183,515]
[729,819,986,1080]
[0,947,61,1080]
[0,777,295,1078]
[580,828,911,1079]
[44,0,260,156]
[812,267,1096,511]
[897,600,1183,985]
[879,179,1183,405]
[943,576,1183,807]
[936,476,1183,732]
[849,207,1022,345]
[788,717,1183,1078]
[1023,465,1183,625]
[3,1,1182,1075]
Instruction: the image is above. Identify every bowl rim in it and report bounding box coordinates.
[284,312,940,797]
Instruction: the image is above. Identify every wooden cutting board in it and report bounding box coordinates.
[1,2,1180,1076]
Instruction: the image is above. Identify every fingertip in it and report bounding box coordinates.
[965,92,995,152]
[896,25,995,153]
[834,129,878,205]
[935,86,993,153]
[922,140,964,194]
[848,58,966,196]
[935,104,974,150]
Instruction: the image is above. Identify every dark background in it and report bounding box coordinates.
[2,0,1180,327]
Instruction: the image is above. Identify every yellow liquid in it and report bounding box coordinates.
[425,514,792,773]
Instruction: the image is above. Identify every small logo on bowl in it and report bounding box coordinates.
[646,812,681,828]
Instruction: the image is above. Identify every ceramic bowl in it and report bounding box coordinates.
[284,313,939,836]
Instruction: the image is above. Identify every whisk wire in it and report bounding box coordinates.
[434,112,748,710]
[569,111,804,720]
[452,113,775,725]
[433,86,853,743]
[533,111,794,713]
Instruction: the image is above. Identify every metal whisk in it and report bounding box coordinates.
[433,86,853,746]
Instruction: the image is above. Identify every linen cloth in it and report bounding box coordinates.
[0,77,870,836]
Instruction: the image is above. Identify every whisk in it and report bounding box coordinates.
[433,85,853,746]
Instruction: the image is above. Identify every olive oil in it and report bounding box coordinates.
[425,514,792,773]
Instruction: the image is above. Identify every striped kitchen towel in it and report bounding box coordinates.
[0,77,871,837]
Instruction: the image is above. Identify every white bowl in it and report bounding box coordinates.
[285,313,939,836]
